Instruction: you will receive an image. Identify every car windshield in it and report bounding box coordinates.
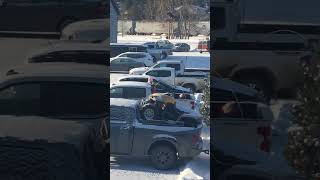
[153,79,174,89]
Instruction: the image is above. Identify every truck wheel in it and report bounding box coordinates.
[141,105,156,120]
[150,145,177,170]
[182,84,196,93]
[237,77,272,103]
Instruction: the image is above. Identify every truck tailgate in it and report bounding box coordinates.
[213,119,272,153]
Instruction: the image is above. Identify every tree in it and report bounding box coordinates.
[285,46,320,179]
[200,78,210,126]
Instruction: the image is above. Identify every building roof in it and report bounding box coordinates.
[111,0,120,15]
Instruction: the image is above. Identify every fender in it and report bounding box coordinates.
[145,134,178,155]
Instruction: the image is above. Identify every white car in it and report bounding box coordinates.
[60,18,108,43]
[115,52,154,67]
[110,81,152,99]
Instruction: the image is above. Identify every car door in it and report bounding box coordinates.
[110,59,122,71]
[110,106,134,154]
[145,69,175,85]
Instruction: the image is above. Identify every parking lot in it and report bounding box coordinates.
[110,47,210,179]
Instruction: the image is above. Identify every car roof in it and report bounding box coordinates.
[149,67,174,71]
[118,75,150,79]
[62,18,108,32]
[2,63,107,86]
[111,81,151,88]
[110,98,140,108]
[120,52,148,55]
[111,57,137,61]
[212,77,258,97]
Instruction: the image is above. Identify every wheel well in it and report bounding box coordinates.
[57,16,77,32]
[231,68,276,90]
[148,140,177,155]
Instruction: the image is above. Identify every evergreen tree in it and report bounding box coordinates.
[285,48,320,179]
[200,78,210,126]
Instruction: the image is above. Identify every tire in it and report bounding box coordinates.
[237,77,272,103]
[182,84,196,93]
[150,144,177,170]
[141,105,156,120]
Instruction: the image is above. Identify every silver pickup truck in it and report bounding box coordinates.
[110,98,203,170]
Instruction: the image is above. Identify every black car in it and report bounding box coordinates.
[173,43,191,52]
[110,43,147,57]
[0,63,108,180]
[0,0,106,32]
[27,42,108,65]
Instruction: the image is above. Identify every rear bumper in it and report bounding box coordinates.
[184,139,203,158]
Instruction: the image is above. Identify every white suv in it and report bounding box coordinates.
[115,52,154,67]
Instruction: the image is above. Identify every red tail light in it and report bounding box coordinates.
[191,101,195,110]
[257,126,271,152]
[191,133,201,145]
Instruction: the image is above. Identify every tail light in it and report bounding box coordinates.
[190,101,195,110]
[257,126,271,152]
[191,133,201,145]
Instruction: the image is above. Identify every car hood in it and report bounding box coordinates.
[0,115,98,147]
[130,67,149,74]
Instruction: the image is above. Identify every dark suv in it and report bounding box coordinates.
[0,0,107,32]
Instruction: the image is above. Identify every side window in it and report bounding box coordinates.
[43,83,106,116]
[0,83,40,116]
[123,87,146,99]
[146,70,159,77]
[110,87,124,98]
[111,59,120,64]
[147,70,170,77]
[158,70,171,77]
[167,64,180,71]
